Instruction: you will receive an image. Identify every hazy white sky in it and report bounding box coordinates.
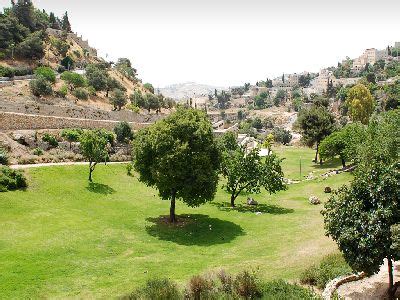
[2,0,400,87]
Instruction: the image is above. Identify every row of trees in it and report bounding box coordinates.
[322,110,399,296]
[0,1,71,60]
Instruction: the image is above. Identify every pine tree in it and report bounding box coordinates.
[61,12,71,32]
[12,0,35,31]
[49,12,60,29]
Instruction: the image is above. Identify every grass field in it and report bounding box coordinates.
[0,147,351,298]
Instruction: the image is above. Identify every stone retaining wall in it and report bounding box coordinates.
[0,112,150,131]
[322,272,366,300]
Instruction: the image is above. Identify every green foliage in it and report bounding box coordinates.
[298,73,312,87]
[61,12,71,32]
[79,129,111,181]
[30,75,53,97]
[72,88,89,100]
[85,64,109,91]
[115,58,137,80]
[42,133,58,147]
[252,117,263,130]
[300,254,352,288]
[14,31,44,59]
[221,147,286,206]
[216,90,231,109]
[32,147,43,156]
[143,83,154,94]
[61,128,82,149]
[111,89,127,110]
[55,84,68,98]
[217,131,239,152]
[50,37,69,56]
[0,148,9,165]
[126,163,133,176]
[114,121,134,143]
[124,278,181,300]
[346,84,375,124]
[319,123,366,167]
[34,66,56,83]
[385,61,400,78]
[262,280,320,299]
[60,56,75,70]
[322,111,400,282]
[61,71,86,90]
[273,127,292,145]
[0,13,30,52]
[0,166,27,192]
[296,106,336,160]
[133,109,220,222]
[274,89,286,106]
[254,91,270,109]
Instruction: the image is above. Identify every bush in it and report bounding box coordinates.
[263,280,320,299]
[123,278,181,300]
[273,127,292,145]
[14,31,44,60]
[42,133,59,148]
[126,163,133,176]
[0,65,14,77]
[30,76,53,97]
[300,253,352,289]
[87,86,97,96]
[0,148,9,165]
[55,85,68,98]
[33,148,44,156]
[114,121,134,143]
[61,71,86,89]
[0,167,27,192]
[34,67,56,83]
[234,270,262,298]
[72,88,89,100]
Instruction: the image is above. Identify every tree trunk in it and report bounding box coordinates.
[388,258,395,299]
[341,157,346,169]
[230,194,236,207]
[89,168,93,182]
[169,191,176,223]
[314,142,319,163]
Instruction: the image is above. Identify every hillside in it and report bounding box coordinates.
[159,82,226,100]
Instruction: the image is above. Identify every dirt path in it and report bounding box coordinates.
[337,260,400,299]
[10,161,128,169]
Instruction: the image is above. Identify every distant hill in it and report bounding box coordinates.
[159,82,226,100]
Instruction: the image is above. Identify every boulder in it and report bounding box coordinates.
[309,195,320,205]
[324,186,332,193]
[247,197,258,206]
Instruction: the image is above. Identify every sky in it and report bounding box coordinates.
[1,0,400,88]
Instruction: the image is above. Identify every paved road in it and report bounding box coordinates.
[10,161,129,169]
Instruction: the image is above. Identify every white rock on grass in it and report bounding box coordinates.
[309,195,320,205]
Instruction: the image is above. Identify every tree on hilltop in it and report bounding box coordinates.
[133,109,220,223]
[61,11,71,32]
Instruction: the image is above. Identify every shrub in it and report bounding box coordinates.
[114,121,134,143]
[34,66,56,83]
[87,86,97,96]
[126,103,140,113]
[234,270,262,298]
[0,65,14,77]
[42,133,59,148]
[30,76,53,97]
[126,163,133,176]
[33,148,44,156]
[0,148,9,165]
[273,127,292,145]
[72,88,89,100]
[263,280,320,299]
[123,278,181,300]
[61,71,86,89]
[0,167,27,192]
[55,85,68,98]
[300,253,352,289]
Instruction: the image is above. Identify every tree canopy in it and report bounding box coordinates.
[133,108,220,222]
[346,84,375,124]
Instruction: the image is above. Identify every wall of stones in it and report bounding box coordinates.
[0,112,150,131]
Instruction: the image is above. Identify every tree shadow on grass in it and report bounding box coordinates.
[145,214,245,246]
[211,202,294,215]
[311,157,343,170]
[86,182,116,195]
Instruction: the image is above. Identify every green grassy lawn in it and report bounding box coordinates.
[0,147,350,298]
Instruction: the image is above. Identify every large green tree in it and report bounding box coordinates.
[296,106,336,163]
[220,147,286,207]
[322,111,400,296]
[133,109,220,223]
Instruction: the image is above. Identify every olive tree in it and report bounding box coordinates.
[221,147,286,207]
[346,84,375,125]
[133,109,220,223]
[79,129,111,182]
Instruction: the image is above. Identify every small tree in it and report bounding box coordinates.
[133,109,220,222]
[61,71,86,90]
[143,83,154,94]
[263,133,274,155]
[221,147,286,207]
[34,66,56,83]
[114,121,134,143]
[346,84,375,124]
[61,128,82,150]
[296,106,336,163]
[79,130,110,182]
[30,75,53,97]
[111,89,127,110]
